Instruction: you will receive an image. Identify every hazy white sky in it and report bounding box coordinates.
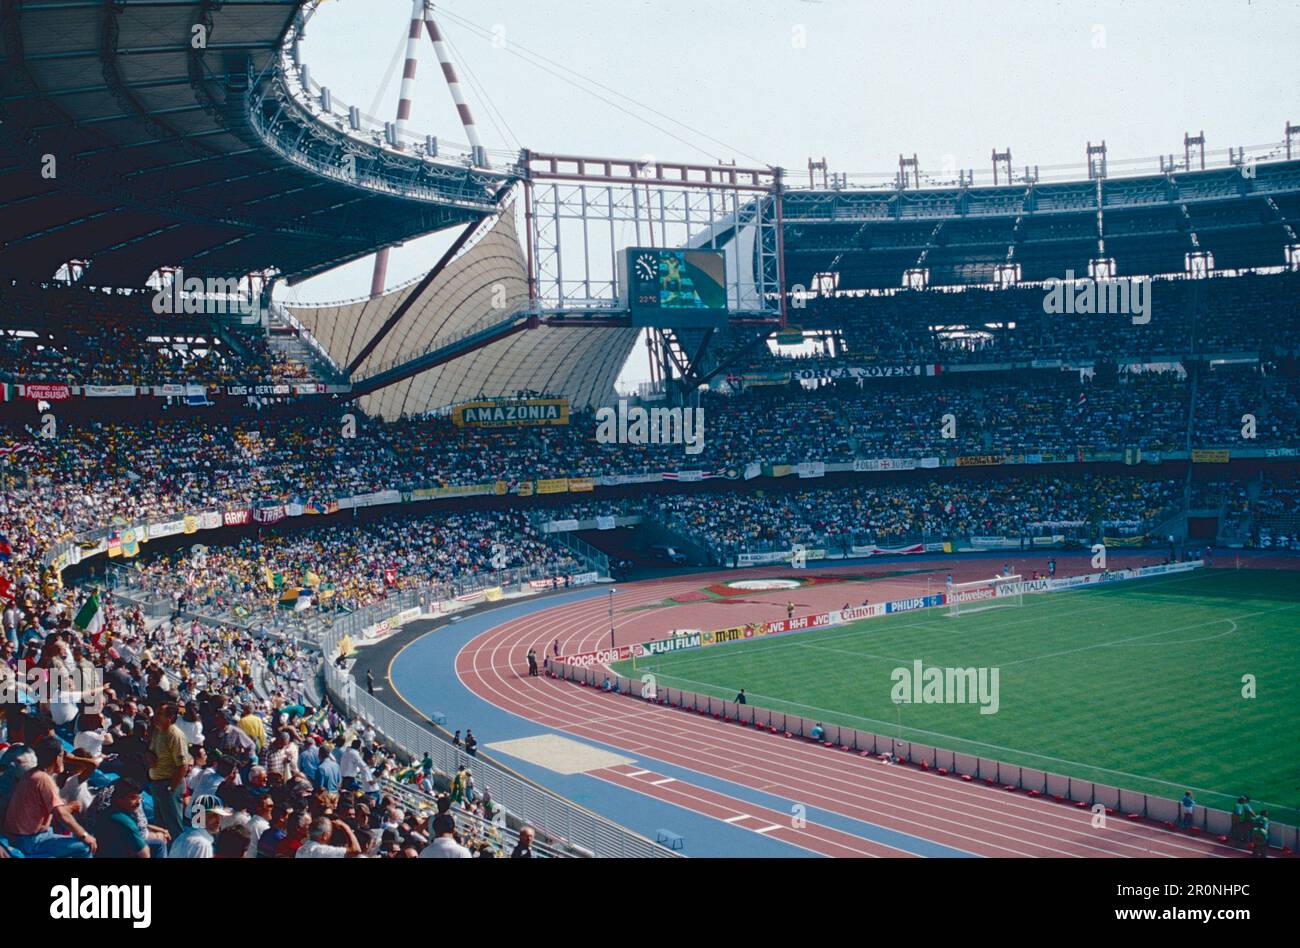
[285,0,1299,383]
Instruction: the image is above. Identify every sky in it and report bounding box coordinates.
[285,0,1300,384]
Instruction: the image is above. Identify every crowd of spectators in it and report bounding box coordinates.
[121,509,578,619]
[1253,480,1300,551]
[0,534,535,860]
[1,366,1292,539]
[760,271,1300,369]
[644,475,1182,554]
[0,282,315,386]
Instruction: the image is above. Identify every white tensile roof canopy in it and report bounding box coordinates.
[287,206,637,420]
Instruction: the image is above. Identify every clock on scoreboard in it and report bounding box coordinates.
[619,247,730,328]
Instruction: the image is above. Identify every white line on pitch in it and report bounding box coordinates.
[754,825,783,834]
[650,777,676,786]
[723,814,753,824]
[625,769,650,777]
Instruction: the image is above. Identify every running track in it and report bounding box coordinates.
[452,565,1246,858]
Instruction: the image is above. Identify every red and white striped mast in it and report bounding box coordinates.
[422,4,487,168]
[369,0,428,298]
[368,2,492,299]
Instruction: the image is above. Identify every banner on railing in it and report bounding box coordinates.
[362,606,422,640]
[253,504,284,524]
[791,364,929,381]
[147,519,185,539]
[22,383,71,400]
[969,536,1023,550]
[542,519,581,533]
[452,398,569,428]
[1191,449,1230,463]
[560,644,644,667]
[849,542,925,556]
[852,457,919,472]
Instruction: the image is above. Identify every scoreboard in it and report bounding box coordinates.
[619,248,729,328]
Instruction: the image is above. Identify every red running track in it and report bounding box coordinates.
[455,564,1245,858]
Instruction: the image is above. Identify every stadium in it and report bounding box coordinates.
[0,0,1297,892]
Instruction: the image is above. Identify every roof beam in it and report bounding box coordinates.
[344,216,487,377]
[349,311,535,398]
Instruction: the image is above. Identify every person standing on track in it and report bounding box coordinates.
[1179,790,1195,829]
[526,648,538,677]
[786,601,795,621]
[734,689,747,705]
[1232,796,1255,844]
[1251,810,1270,857]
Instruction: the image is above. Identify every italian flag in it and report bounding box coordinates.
[74,591,105,634]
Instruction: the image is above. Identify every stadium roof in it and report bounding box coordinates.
[287,207,636,419]
[0,0,512,286]
[782,160,1300,290]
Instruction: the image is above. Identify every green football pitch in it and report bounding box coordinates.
[611,568,1300,824]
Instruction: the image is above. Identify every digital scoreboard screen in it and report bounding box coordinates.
[621,248,730,328]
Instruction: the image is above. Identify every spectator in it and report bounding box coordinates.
[297,816,361,858]
[511,826,535,858]
[419,820,472,858]
[94,779,150,859]
[147,702,191,840]
[2,736,96,857]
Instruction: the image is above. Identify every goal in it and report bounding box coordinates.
[945,575,1023,617]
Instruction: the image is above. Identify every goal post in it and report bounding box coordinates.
[945,575,1023,617]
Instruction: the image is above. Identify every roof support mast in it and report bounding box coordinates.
[369,0,428,299]
[423,5,488,168]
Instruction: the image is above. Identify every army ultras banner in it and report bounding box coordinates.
[452,398,570,428]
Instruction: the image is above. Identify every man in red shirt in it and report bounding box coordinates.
[3,736,96,857]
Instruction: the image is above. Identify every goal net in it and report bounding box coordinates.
[945,575,1023,617]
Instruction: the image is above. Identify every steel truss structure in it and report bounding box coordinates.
[520,151,787,322]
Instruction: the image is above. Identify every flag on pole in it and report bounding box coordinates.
[74,591,105,634]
